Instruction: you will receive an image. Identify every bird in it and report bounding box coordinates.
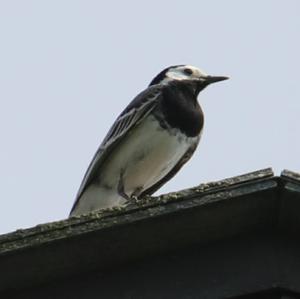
[70,65,228,216]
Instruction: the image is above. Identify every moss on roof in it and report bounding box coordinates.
[0,168,274,255]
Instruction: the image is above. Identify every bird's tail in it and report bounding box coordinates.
[69,185,127,217]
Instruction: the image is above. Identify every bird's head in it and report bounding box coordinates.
[149,65,228,92]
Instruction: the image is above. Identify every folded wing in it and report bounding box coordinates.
[70,85,162,214]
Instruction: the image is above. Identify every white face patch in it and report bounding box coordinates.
[162,65,208,84]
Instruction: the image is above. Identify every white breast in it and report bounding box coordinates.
[100,115,200,196]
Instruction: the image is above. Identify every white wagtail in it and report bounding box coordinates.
[70,65,228,216]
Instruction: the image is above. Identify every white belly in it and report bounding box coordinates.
[100,115,199,196]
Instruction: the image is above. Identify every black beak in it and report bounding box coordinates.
[204,75,229,84]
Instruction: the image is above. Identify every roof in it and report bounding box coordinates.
[1,168,300,297]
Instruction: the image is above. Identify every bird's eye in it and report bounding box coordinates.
[183,68,193,75]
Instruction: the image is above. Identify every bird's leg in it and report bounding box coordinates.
[117,170,144,205]
[131,187,143,201]
[117,170,130,201]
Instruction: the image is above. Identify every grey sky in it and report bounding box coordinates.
[0,0,299,234]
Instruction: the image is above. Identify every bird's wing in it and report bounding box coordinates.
[139,137,200,197]
[70,86,162,213]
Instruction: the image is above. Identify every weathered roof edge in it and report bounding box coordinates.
[281,169,300,181]
[281,169,300,191]
[0,167,274,254]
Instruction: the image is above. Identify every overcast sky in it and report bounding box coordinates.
[0,0,299,234]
